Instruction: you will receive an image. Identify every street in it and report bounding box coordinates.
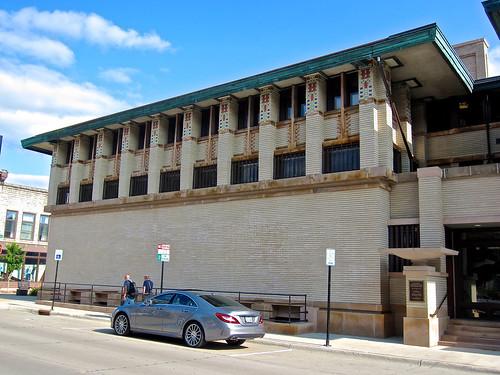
[0,309,494,374]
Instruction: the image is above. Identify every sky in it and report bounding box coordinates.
[0,0,498,189]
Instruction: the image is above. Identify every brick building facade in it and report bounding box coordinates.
[22,22,500,338]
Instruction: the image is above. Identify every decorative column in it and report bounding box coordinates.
[358,60,393,169]
[48,141,68,205]
[148,114,169,194]
[217,96,238,186]
[180,106,201,190]
[92,129,113,201]
[305,73,326,175]
[118,122,139,197]
[69,135,89,203]
[258,86,279,181]
[393,82,413,172]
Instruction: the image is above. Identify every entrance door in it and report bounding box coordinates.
[448,227,500,320]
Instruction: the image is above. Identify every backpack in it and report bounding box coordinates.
[128,280,138,298]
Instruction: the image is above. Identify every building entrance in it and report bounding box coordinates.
[447,227,500,321]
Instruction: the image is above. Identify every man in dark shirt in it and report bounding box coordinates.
[122,274,135,305]
[142,275,153,299]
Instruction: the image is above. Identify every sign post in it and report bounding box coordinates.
[52,249,63,311]
[325,248,336,346]
[157,244,170,293]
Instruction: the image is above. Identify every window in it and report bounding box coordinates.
[323,142,360,174]
[388,225,420,272]
[87,135,96,160]
[64,141,74,164]
[38,215,49,242]
[231,158,258,184]
[130,175,148,196]
[200,105,219,137]
[238,95,260,130]
[4,210,17,239]
[56,186,69,205]
[274,151,305,179]
[326,71,359,111]
[167,114,183,144]
[137,122,151,150]
[279,85,306,122]
[193,164,217,189]
[159,170,180,192]
[20,213,35,241]
[79,183,93,202]
[110,129,122,156]
[393,148,402,173]
[103,179,119,200]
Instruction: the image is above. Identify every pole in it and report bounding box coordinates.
[326,265,331,346]
[51,260,60,311]
[160,261,164,293]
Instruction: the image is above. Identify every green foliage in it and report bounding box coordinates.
[28,287,40,297]
[0,242,26,278]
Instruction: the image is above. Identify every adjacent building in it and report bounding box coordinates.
[21,18,500,339]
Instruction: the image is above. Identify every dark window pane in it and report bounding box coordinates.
[238,98,249,130]
[388,225,419,272]
[231,159,258,184]
[79,183,93,202]
[103,180,119,200]
[56,186,69,205]
[279,88,292,121]
[193,165,217,189]
[274,151,305,179]
[159,170,180,192]
[323,142,360,174]
[130,175,148,196]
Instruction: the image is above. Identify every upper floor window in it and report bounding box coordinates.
[110,129,122,156]
[159,170,180,193]
[138,122,151,150]
[323,142,360,174]
[64,141,74,164]
[79,183,93,202]
[274,150,305,179]
[167,114,183,144]
[56,186,69,205]
[130,175,148,196]
[20,213,35,241]
[4,210,17,239]
[87,135,96,160]
[193,164,217,189]
[279,85,306,122]
[103,179,119,200]
[238,95,260,130]
[38,215,49,242]
[231,158,258,185]
[388,225,419,272]
[201,106,219,137]
[326,71,359,111]
[393,148,402,173]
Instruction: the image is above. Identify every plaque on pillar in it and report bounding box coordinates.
[409,280,424,302]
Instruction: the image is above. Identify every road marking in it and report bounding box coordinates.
[228,349,293,357]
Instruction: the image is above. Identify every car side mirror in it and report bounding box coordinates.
[144,299,151,306]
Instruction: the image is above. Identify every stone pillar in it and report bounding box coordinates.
[148,114,169,194]
[305,74,326,175]
[358,61,393,169]
[118,122,139,197]
[393,82,413,173]
[68,135,89,203]
[93,129,113,201]
[180,106,201,190]
[258,86,279,181]
[217,96,237,186]
[48,141,68,205]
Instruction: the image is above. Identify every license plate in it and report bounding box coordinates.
[244,316,254,323]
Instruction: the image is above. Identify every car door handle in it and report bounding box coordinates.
[182,309,189,313]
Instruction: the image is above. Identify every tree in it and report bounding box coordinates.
[0,242,25,287]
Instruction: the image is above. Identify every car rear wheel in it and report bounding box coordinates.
[183,322,206,348]
[113,313,130,336]
[226,339,246,346]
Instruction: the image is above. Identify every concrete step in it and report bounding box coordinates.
[439,340,500,352]
[439,319,500,352]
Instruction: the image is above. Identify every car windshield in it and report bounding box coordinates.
[200,295,244,307]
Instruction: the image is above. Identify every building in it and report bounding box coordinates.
[0,173,49,285]
[22,16,500,341]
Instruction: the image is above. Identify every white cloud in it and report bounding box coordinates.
[488,46,500,77]
[99,67,139,84]
[0,60,129,140]
[6,173,49,190]
[0,7,171,51]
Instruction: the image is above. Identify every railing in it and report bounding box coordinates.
[39,282,308,323]
[430,292,447,318]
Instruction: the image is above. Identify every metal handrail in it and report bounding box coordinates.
[430,292,448,317]
[39,282,309,323]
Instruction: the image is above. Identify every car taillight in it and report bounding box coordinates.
[215,313,239,324]
[259,316,263,324]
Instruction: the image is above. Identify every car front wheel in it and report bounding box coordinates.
[113,313,130,336]
[183,322,206,348]
[226,339,246,346]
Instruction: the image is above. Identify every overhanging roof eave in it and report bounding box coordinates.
[21,23,473,153]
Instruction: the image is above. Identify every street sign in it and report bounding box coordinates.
[54,249,63,261]
[326,248,336,266]
[157,244,170,262]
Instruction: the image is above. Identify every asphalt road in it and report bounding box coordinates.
[1,309,495,374]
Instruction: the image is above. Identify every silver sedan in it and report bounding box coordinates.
[111,290,265,347]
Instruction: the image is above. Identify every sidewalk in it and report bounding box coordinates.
[1,293,499,373]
